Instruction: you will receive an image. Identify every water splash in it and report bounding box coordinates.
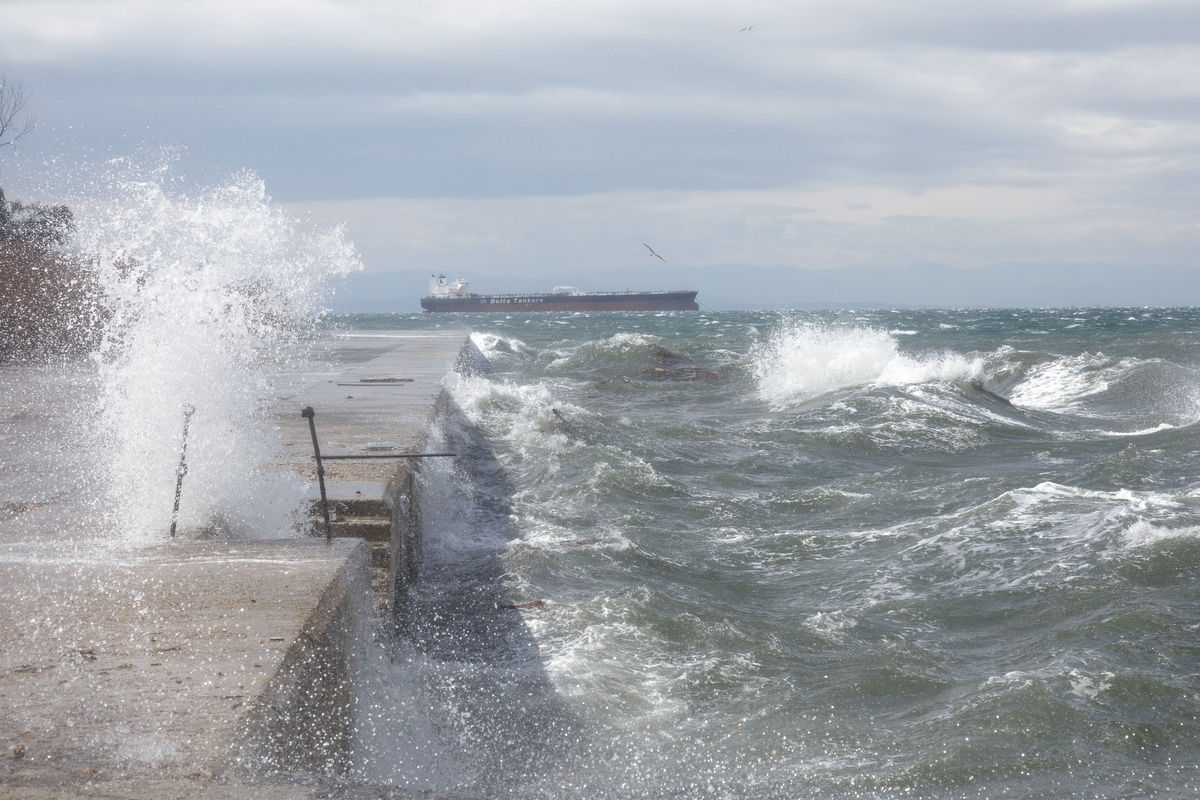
[1007,352,1131,411]
[751,321,980,408]
[469,331,534,361]
[77,166,360,541]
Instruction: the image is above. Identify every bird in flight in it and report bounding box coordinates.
[741,25,755,31]
[644,244,666,262]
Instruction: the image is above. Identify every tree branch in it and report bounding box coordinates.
[0,78,36,148]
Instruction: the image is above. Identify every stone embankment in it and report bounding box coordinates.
[1,330,471,799]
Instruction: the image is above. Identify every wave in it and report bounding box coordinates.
[1001,351,1200,435]
[885,480,1198,592]
[751,322,981,408]
[469,331,534,361]
[1013,481,1183,513]
[1099,423,1178,437]
[543,332,659,371]
[1121,518,1200,548]
[445,371,575,457]
[1007,353,1137,412]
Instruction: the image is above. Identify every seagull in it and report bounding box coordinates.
[741,25,755,31]
[644,243,666,263]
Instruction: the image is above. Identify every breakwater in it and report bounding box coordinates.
[1,329,469,798]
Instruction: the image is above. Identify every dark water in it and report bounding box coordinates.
[346,308,1200,799]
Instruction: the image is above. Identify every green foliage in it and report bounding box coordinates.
[0,186,74,251]
[0,186,99,361]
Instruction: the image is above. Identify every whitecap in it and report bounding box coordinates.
[802,610,857,642]
[751,322,980,408]
[1068,669,1114,699]
[1008,353,1135,412]
[1099,423,1177,437]
[468,331,533,360]
[1121,519,1200,548]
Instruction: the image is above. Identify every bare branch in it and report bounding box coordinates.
[0,78,36,149]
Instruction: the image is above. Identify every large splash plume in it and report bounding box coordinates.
[76,165,360,541]
[752,320,980,407]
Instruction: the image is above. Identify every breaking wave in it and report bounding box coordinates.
[1007,352,1137,411]
[751,322,981,408]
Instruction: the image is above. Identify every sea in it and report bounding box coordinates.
[342,308,1200,799]
[5,170,1200,797]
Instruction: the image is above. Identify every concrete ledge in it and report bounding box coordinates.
[231,540,370,780]
[383,462,421,616]
[0,538,370,799]
[285,335,468,617]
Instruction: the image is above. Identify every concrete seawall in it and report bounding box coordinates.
[2,330,471,798]
[0,539,370,799]
[276,330,469,615]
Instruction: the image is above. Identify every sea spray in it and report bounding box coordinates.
[752,320,981,408]
[78,167,360,541]
[1007,352,1131,411]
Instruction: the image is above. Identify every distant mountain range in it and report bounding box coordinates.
[326,262,1200,313]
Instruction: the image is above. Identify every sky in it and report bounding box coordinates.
[1,0,1199,296]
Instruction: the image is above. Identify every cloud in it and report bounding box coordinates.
[283,183,1200,276]
[2,0,1198,284]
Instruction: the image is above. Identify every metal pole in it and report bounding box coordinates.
[169,404,195,538]
[319,453,456,460]
[301,406,332,541]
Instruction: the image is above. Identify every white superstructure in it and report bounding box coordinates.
[429,273,469,298]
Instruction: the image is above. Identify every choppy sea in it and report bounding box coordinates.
[344,308,1200,799]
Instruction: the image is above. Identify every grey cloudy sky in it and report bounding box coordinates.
[2,0,1198,285]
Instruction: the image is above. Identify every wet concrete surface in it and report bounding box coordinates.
[1,329,472,798]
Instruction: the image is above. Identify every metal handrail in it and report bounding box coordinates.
[169,405,195,538]
[300,405,455,542]
[320,453,457,460]
[300,406,332,541]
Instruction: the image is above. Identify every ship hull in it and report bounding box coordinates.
[421,290,699,313]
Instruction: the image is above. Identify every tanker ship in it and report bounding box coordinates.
[420,274,699,313]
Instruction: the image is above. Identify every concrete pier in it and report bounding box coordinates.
[274,330,469,614]
[1,329,470,798]
[0,540,369,799]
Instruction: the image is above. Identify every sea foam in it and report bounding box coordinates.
[1007,352,1132,411]
[752,321,980,408]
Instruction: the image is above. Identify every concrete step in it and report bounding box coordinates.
[309,497,390,519]
[370,541,389,570]
[328,517,391,542]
